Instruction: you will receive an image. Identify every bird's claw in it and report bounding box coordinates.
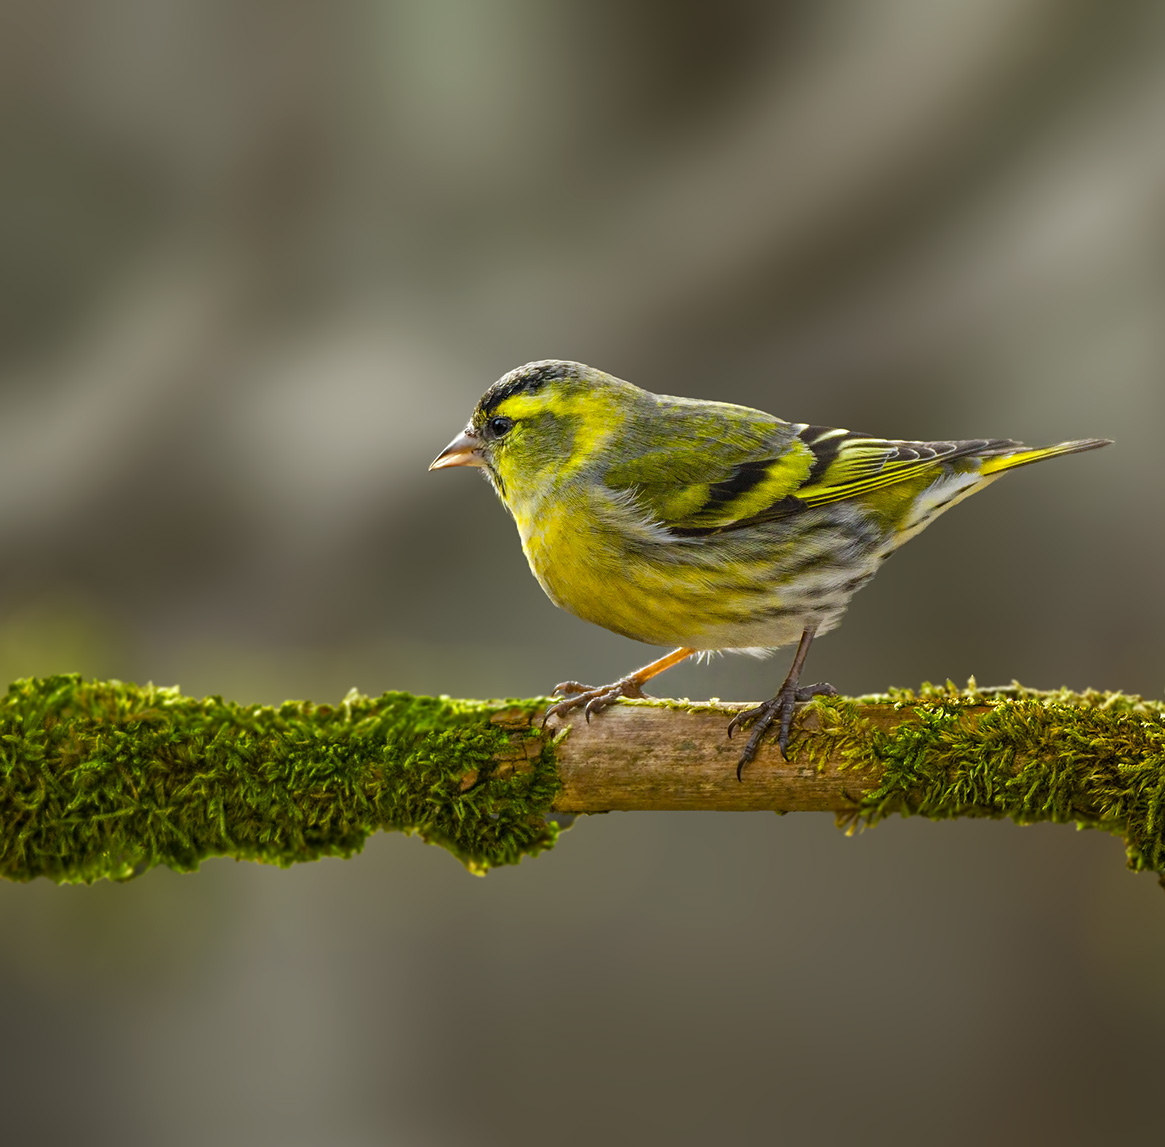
[728,681,838,780]
[543,677,647,726]
[550,681,590,697]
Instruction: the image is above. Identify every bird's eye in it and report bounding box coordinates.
[489,416,514,438]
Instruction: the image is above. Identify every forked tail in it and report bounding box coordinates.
[978,438,1112,476]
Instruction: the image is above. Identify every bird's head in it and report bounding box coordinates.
[429,360,637,510]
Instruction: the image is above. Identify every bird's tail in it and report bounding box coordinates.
[978,438,1112,476]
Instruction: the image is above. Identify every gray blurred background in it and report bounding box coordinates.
[2,2,1164,1144]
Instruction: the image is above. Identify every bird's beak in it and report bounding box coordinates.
[429,428,485,470]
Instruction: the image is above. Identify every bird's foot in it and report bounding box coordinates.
[727,681,838,780]
[543,677,647,725]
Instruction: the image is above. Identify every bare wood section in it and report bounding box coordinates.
[548,701,904,813]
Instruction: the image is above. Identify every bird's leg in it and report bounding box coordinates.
[544,647,696,724]
[726,627,837,780]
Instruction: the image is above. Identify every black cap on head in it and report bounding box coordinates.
[478,360,582,417]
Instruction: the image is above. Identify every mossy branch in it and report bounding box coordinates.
[1,676,1163,884]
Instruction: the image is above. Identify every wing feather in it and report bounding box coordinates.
[793,433,1018,508]
[603,397,1020,537]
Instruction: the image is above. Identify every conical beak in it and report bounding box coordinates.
[429,428,484,470]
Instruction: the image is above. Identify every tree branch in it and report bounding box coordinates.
[1,676,1162,884]
[549,686,1165,882]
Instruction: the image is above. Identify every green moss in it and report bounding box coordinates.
[0,675,560,883]
[807,681,1165,875]
[3,674,1163,885]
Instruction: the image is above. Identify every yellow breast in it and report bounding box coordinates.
[512,487,719,647]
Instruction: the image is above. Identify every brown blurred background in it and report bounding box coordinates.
[2,2,1164,1144]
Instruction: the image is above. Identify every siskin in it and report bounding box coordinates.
[431,360,1110,778]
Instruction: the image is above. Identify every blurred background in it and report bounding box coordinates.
[2,1,1164,1143]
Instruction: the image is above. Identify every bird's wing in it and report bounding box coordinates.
[601,400,814,534]
[606,406,1018,536]
[786,428,1020,509]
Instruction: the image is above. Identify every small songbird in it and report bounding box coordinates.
[430,360,1109,778]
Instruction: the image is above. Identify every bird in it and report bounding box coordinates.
[430,360,1110,778]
